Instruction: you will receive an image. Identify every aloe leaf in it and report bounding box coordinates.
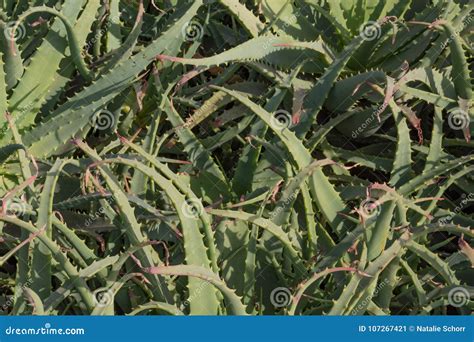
[0,215,94,310]
[74,140,174,304]
[0,20,23,90]
[128,301,183,316]
[209,208,305,275]
[214,85,349,234]
[406,240,459,285]
[14,6,94,80]
[0,50,6,116]
[137,264,247,315]
[88,155,220,314]
[5,0,101,132]
[21,0,204,157]
[218,0,263,37]
[118,135,219,274]
[161,96,232,201]
[23,288,44,315]
[295,34,365,137]
[31,159,70,299]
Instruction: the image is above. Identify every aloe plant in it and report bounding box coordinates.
[0,0,472,316]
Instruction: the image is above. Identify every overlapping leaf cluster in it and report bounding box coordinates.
[0,0,472,315]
